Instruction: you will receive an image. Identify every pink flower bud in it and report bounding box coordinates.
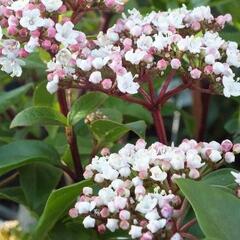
[189,169,200,179]
[51,44,59,54]
[221,139,233,152]
[18,49,29,58]
[59,5,67,13]
[69,208,78,218]
[83,170,93,179]
[143,24,153,35]
[224,14,232,23]
[42,40,51,50]
[135,185,146,196]
[123,38,132,51]
[101,147,110,156]
[224,152,235,163]
[191,21,201,31]
[139,170,148,179]
[157,59,168,71]
[7,26,17,35]
[161,204,174,218]
[119,210,130,220]
[100,207,109,218]
[216,15,225,27]
[233,144,240,154]
[170,58,181,69]
[204,65,213,74]
[141,232,153,240]
[102,79,112,90]
[190,68,202,79]
[130,25,142,37]
[140,220,148,227]
[104,0,115,8]
[19,28,28,38]
[120,220,130,230]
[136,139,147,150]
[31,30,40,38]
[97,224,106,234]
[47,27,56,38]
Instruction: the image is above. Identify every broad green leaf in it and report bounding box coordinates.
[10,106,67,128]
[69,92,108,125]
[33,81,55,107]
[0,83,32,113]
[0,140,60,176]
[177,179,240,240]
[32,180,91,240]
[20,163,62,215]
[203,168,236,188]
[0,187,27,206]
[89,120,146,145]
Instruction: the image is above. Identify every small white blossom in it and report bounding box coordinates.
[20,9,44,31]
[41,0,63,12]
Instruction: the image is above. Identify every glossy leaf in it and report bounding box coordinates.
[69,92,108,125]
[32,180,91,240]
[0,140,60,176]
[10,106,67,128]
[0,187,27,206]
[0,83,32,113]
[20,163,62,215]
[177,179,240,240]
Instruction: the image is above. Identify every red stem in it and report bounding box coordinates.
[180,232,199,240]
[151,108,168,144]
[158,70,176,99]
[57,89,84,181]
[180,218,197,232]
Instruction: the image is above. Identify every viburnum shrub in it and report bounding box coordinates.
[1,0,240,239]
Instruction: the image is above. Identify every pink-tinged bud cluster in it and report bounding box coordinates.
[43,6,240,98]
[70,139,239,239]
[0,0,126,80]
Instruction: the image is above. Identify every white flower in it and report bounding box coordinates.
[170,151,185,170]
[75,201,94,214]
[137,35,153,51]
[136,195,158,214]
[24,37,39,53]
[212,62,225,75]
[170,233,183,240]
[2,40,20,58]
[129,225,142,239]
[92,57,109,69]
[8,0,29,11]
[150,166,167,182]
[153,33,171,51]
[222,76,240,98]
[55,21,79,46]
[101,164,119,180]
[46,75,59,94]
[106,219,119,232]
[125,49,145,65]
[98,187,115,205]
[108,153,128,170]
[117,72,139,94]
[0,57,25,77]
[20,9,44,31]
[89,71,102,84]
[76,59,92,71]
[41,0,63,12]
[209,150,222,162]
[83,216,95,228]
[186,153,205,169]
[231,171,240,185]
[147,219,167,233]
[188,37,202,54]
[56,48,72,66]
[145,208,160,220]
[83,187,93,196]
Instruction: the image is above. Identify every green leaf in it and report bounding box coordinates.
[69,92,108,125]
[0,187,28,206]
[20,163,62,215]
[203,168,236,188]
[89,120,146,145]
[33,81,55,107]
[177,179,240,240]
[0,140,60,176]
[32,180,91,240]
[0,83,32,113]
[10,106,67,128]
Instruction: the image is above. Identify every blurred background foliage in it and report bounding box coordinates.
[0,0,240,238]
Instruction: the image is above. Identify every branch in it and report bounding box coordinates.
[180,218,197,232]
[57,89,84,181]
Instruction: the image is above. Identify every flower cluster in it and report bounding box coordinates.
[70,139,240,239]
[44,6,240,97]
[0,0,125,79]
